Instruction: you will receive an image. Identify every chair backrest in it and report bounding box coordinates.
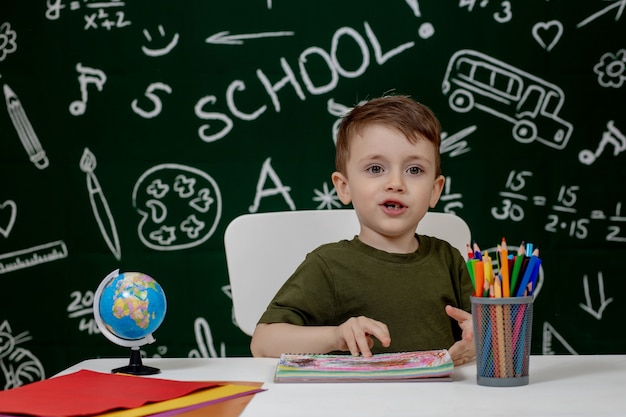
[224,209,471,336]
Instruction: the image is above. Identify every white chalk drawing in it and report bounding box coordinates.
[249,157,295,213]
[142,25,179,57]
[206,30,295,45]
[79,148,122,261]
[531,20,563,52]
[132,164,222,251]
[542,322,578,355]
[0,22,17,62]
[0,200,16,238]
[579,121,625,165]
[313,182,342,210]
[579,272,614,320]
[442,49,573,149]
[328,98,361,146]
[188,317,226,358]
[222,285,237,327]
[576,0,625,28]
[131,82,172,119]
[69,63,107,116]
[405,0,421,17]
[440,125,476,157]
[67,290,101,335]
[194,22,415,143]
[439,176,464,213]
[45,0,131,29]
[0,240,68,275]
[3,84,49,169]
[459,0,512,24]
[593,49,626,88]
[0,321,45,389]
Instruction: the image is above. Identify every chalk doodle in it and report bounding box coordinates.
[45,0,131,30]
[0,321,45,389]
[576,0,625,28]
[542,322,578,355]
[80,148,122,260]
[206,30,295,46]
[0,200,16,239]
[3,84,49,169]
[132,164,222,251]
[458,0,513,24]
[0,240,68,275]
[593,49,626,88]
[67,290,101,335]
[69,63,107,116]
[131,82,173,119]
[439,176,464,214]
[0,22,17,62]
[313,182,342,210]
[142,25,179,57]
[249,157,295,213]
[188,317,226,358]
[442,49,573,149]
[579,120,626,165]
[531,20,563,52]
[579,272,614,320]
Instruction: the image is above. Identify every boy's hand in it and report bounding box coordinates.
[336,316,391,357]
[445,305,475,366]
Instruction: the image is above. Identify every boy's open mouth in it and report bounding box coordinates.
[382,201,405,210]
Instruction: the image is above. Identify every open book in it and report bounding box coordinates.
[274,350,453,383]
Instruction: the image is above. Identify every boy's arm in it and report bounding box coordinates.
[445,305,475,366]
[250,317,391,358]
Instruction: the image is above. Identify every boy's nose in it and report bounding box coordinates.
[385,172,405,192]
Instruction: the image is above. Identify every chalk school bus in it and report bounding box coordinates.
[441,49,573,150]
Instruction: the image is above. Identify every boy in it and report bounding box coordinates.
[250,95,475,366]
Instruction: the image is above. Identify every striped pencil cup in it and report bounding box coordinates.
[470,296,534,387]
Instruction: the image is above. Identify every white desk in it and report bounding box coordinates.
[57,355,626,417]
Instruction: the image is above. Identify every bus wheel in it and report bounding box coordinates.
[449,90,474,113]
[513,120,537,143]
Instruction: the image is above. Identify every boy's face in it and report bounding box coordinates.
[332,123,444,247]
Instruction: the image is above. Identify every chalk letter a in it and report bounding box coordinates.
[249,157,296,213]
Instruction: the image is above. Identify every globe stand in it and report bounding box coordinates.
[112,346,161,375]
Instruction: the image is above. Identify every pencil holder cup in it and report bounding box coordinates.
[471,296,533,387]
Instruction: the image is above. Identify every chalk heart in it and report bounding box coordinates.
[532,20,563,52]
[0,200,17,238]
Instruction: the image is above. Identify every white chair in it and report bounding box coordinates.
[224,209,471,336]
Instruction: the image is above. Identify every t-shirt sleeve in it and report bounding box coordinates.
[257,250,337,326]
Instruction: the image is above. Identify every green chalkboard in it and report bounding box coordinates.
[1,0,625,387]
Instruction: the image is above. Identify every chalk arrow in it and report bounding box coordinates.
[577,0,626,28]
[205,30,294,45]
[579,272,614,320]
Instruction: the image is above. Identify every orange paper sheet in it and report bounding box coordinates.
[0,369,219,417]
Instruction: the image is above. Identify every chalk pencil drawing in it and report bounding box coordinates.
[576,0,625,28]
[593,49,626,88]
[579,272,614,320]
[3,84,49,169]
[69,63,107,116]
[132,164,222,251]
[442,49,573,150]
[142,25,179,57]
[80,148,122,261]
[579,121,626,165]
[531,20,563,52]
[0,321,45,389]
[0,200,16,238]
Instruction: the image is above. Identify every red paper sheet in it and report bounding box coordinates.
[0,369,219,417]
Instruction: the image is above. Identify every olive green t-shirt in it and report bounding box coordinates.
[258,234,474,354]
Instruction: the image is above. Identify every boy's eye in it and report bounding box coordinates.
[407,166,422,175]
[367,165,383,174]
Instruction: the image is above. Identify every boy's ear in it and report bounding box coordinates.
[331,171,352,205]
[429,175,445,208]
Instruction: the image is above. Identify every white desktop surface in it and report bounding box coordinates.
[57,355,626,417]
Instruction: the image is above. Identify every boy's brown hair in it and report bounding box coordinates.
[335,95,442,177]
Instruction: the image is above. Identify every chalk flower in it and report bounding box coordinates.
[0,22,17,62]
[594,49,626,88]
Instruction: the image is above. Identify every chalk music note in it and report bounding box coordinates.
[79,148,121,260]
[578,120,626,165]
[3,84,49,169]
[69,63,107,116]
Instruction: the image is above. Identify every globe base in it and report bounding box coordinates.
[112,347,161,375]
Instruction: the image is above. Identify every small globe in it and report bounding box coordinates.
[94,270,166,345]
[93,270,167,374]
